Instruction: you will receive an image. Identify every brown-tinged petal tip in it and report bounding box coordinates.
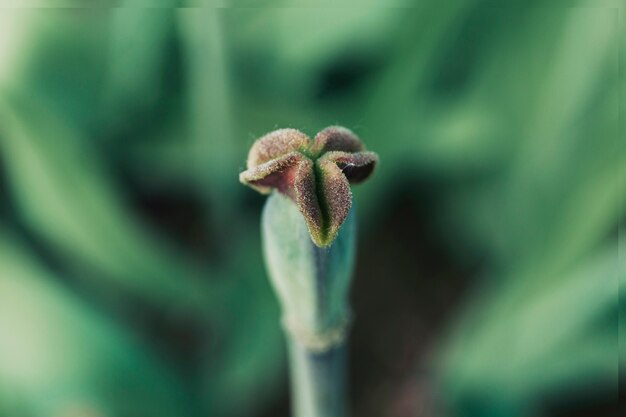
[310,126,364,156]
[292,158,326,246]
[315,158,353,246]
[320,151,378,184]
[239,152,304,195]
[247,128,311,168]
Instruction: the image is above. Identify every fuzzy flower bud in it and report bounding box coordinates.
[239,126,378,247]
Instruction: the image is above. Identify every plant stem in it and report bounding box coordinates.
[261,193,355,417]
[288,339,348,417]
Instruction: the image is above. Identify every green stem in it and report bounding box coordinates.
[288,339,348,417]
[261,193,355,417]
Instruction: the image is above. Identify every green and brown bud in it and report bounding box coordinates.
[240,126,378,247]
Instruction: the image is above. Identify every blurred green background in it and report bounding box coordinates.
[0,3,623,417]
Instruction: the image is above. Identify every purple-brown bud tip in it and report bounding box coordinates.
[239,126,378,247]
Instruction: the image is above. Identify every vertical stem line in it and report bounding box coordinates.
[288,339,348,417]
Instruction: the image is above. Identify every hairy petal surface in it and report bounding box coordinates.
[240,126,378,247]
[247,128,311,168]
[239,152,304,195]
[310,126,363,156]
[316,157,352,247]
[321,151,379,184]
[293,158,325,246]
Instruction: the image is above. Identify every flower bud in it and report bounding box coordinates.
[240,126,378,247]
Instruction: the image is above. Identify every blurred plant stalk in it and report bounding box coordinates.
[262,193,355,417]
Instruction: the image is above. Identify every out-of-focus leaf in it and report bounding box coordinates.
[0,230,189,417]
[178,9,239,226]
[227,7,399,100]
[436,6,623,414]
[100,7,176,131]
[439,243,622,414]
[0,92,212,311]
[199,231,285,417]
[0,9,111,131]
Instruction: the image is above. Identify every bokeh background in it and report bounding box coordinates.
[0,3,623,417]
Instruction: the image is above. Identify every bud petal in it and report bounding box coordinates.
[293,157,325,245]
[310,126,363,156]
[316,157,352,246]
[247,128,311,168]
[321,151,379,184]
[239,152,303,195]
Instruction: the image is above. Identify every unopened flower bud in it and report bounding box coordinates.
[240,126,378,247]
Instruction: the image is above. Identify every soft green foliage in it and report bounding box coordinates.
[0,3,622,417]
[0,231,189,417]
